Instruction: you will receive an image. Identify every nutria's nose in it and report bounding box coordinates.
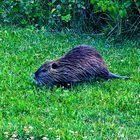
[32,74,36,79]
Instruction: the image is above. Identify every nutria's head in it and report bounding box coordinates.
[33,60,61,86]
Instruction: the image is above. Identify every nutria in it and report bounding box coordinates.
[33,45,129,88]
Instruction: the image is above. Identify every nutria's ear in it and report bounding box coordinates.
[51,62,59,69]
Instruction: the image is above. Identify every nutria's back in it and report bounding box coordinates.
[33,45,129,88]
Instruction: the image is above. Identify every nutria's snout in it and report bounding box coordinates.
[32,73,41,85]
[33,71,39,81]
[32,68,47,85]
[32,74,36,79]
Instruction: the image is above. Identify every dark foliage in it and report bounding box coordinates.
[0,0,140,37]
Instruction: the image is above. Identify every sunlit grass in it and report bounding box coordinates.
[0,27,139,139]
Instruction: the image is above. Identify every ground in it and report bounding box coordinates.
[0,27,140,139]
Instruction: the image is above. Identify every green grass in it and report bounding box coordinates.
[0,27,140,140]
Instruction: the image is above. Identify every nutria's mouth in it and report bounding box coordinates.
[32,74,44,86]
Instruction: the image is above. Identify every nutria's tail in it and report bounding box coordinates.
[108,72,130,80]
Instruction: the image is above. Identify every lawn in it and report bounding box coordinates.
[0,27,140,140]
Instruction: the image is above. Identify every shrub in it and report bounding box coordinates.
[0,0,139,37]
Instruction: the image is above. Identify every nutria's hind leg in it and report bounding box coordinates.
[104,77,110,81]
[60,82,76,89]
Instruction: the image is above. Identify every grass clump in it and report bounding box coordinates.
[0,27,140,139]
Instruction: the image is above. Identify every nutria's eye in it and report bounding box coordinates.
[51,62,58,69]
